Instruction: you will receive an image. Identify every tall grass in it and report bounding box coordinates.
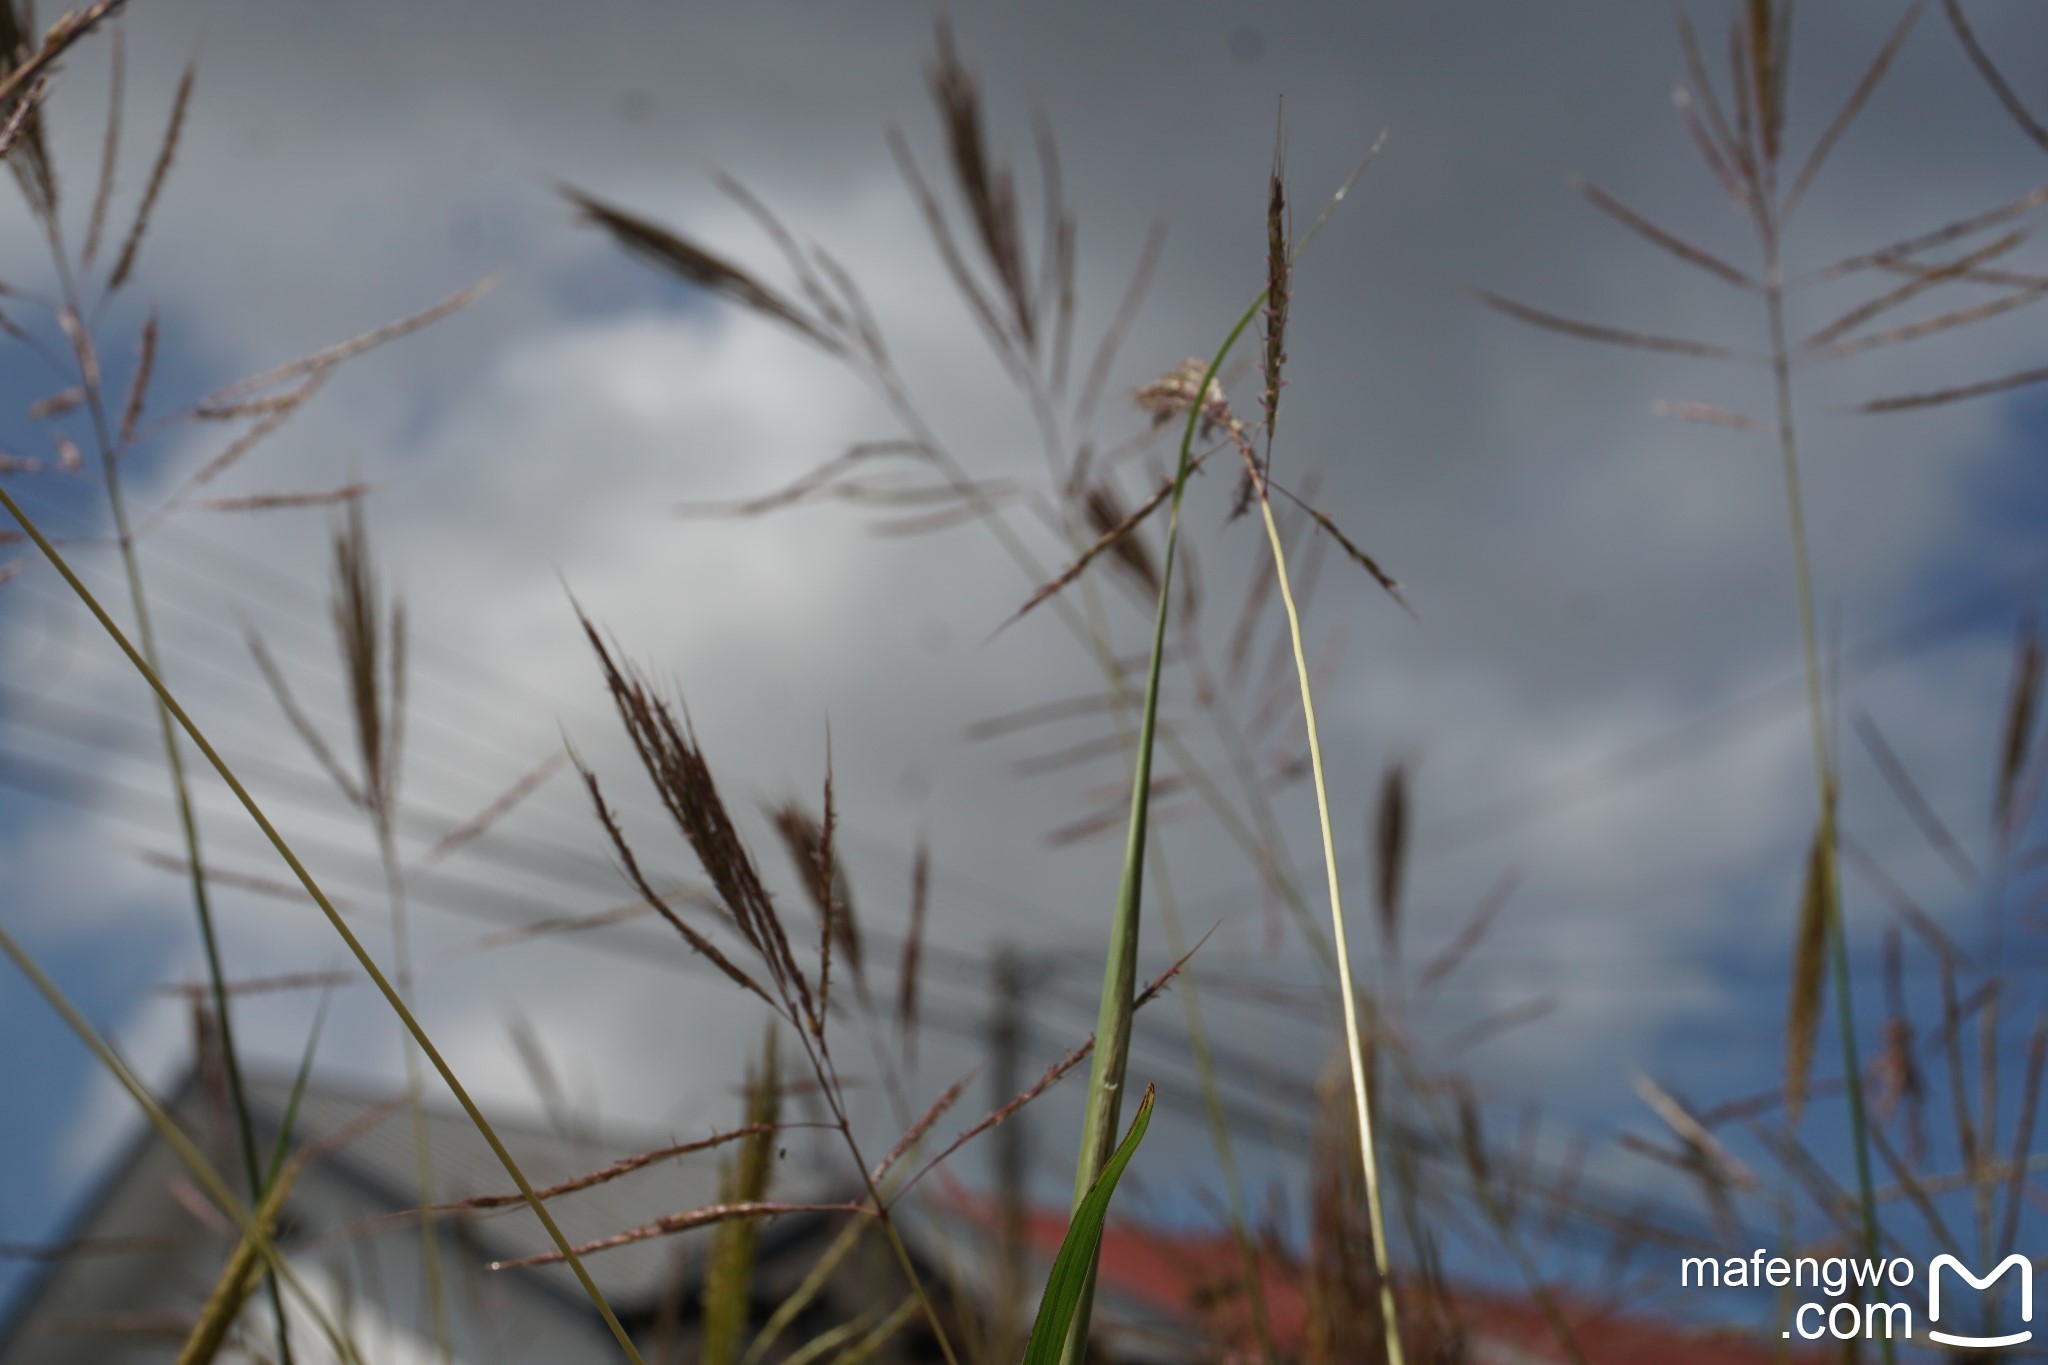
[0,27,642,1344]
[1021,132,1413,1360]
[6,3,2048,1360]
[0,478,652,1357]
[1481,3,2048,1353]
[564,26,1430,1359]
[0,13,507,1353]
[0,10,291,1354]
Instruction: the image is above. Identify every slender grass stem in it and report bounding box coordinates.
[41,226,293,1364]
[0,484,649,1365]
[1762,235,1890,1365]
[1053,317,1241,1365]
[378,817,453,1363]
[1251,490,1404,1365]
[1078,572,1277,1360]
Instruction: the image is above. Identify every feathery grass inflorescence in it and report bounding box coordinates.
[561,25,1498,1359]
[1015,130,1406,1364]
[0,22,496,1358]
[1644,633,2048,1346]
[243,503,455,1362]
[571,615,965,1360]
[561,605,1210,1359]
[0,15,286,1357]
[568,18,1374,992]
[561,28,1385,1355]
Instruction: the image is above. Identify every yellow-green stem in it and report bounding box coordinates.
[177,1164,299,1365]
[1253,491,1404,1365]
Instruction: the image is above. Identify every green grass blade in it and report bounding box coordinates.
[1057,308,1258,1365]
[228,985,330,1365]
[264,989,331,1190]
[1027,1086,1154,1365]
[1058,159,1376,1365]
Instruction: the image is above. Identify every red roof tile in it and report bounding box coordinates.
[975,1200,1818,1363]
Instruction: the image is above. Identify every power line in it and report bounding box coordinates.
[14,490,2043,983]
[3,499,1095,945]
[6,710,2019,990]
[6,483,2038,1242]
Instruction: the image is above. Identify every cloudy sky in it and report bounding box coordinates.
[3,0,2048,1319]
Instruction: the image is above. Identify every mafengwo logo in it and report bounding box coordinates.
[1682,1249,2035,1348]
[1928,1254,2033,1350]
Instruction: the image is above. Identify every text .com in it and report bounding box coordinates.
[1681,1250,2034,1348]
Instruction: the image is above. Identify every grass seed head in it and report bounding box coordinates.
[107,59,193,294]
[1261,114,1291,446]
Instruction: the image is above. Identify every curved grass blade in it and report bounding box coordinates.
[239,987,330,1365]
[1025,1085,1154,1365]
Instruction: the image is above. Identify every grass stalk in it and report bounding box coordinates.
[331,503,454,1362]
[1249,490,1404,1365]
[1074,568,1278,1359]
[61,250,292,1362]
[0,482,650,1365]
[1761,231,1891,1362]
[1053,315,1246,1365]
[1479,13,1977,1346]
[176,1162,299,1365]
[702,1027,780,1365]
[1055,154,1384,1361]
